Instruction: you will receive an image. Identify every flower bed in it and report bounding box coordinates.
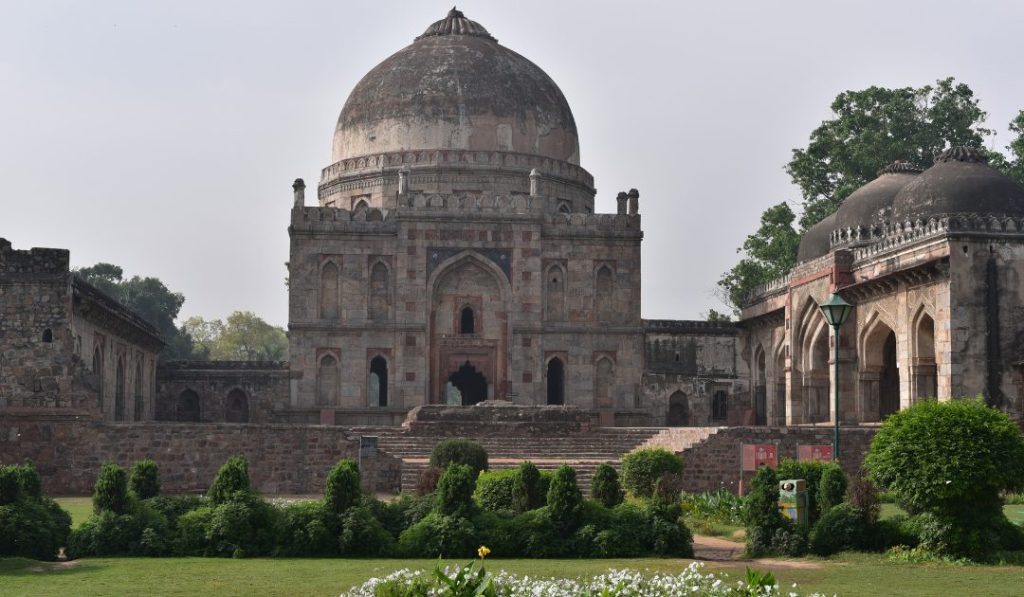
[344,562,821,596]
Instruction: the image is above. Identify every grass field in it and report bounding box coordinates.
[14,498,1019,596]
[4,553,1024,597]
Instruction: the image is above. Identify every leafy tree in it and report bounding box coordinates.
[718,78,999,312]
[74,263,199,360]
[183,311,287,361]
[788,78,991,230]
[989,110,1024,185]
[717,202,800,310]
[703,309,732,323]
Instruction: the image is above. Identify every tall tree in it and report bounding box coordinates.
[718,78,999,312]
[74,263,198,360]
[184,311,287,361]
[989,110,1024,186]
[788,78,990,230]
[717,202,800,310]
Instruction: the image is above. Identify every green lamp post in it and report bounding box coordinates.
[818,293,853,461]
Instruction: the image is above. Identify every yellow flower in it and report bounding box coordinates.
[477,545,491,559]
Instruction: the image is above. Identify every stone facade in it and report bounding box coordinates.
[740,150,1024,427]
[0,238,163,421]
[155,361,291,424]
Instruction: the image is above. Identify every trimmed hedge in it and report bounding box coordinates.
[590,464,624,508]
[0,463,71,561]
[474,464,551,513]
[129,459,161,500]
[620,449,683,498]
[429,439,489,475]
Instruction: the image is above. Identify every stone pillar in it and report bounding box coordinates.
[616,192,628,215]
[398,166,410,195]
[292,178,305,207]
[627,188,639,215]
[529,168,541,197]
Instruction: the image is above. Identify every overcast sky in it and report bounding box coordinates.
[4,1,1023,327]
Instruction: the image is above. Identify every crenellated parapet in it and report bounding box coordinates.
[399,191,546,214]
[290,206,398,234]
[0,239,70,278]
[542,213,643,239]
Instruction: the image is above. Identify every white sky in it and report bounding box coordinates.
[3,1,1023,327]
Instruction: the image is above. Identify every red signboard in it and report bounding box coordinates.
[797,444,833,462]
[741,443,778,471]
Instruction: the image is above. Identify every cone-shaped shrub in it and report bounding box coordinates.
[208,456,252,504]
[324,459,362,514]
[93,463,130,514]
[547,465,583,535]
[129,459,161,500]
[590,463,624,508]
[436,463,476,516]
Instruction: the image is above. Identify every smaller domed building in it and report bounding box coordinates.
[742,147,1024,425]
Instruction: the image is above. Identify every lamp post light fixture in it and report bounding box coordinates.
[819,293,853,461]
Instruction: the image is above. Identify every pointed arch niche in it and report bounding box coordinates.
[859,314,900,421]
[320,260,341,320]
[912,308,938,400]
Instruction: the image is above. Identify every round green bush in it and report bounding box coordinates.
[68,502,170,557]
[93,463,130,514]
[324,459,362,514]
[397,511,476,558]
[547,465,584,535]
[339,505,397,556]
[129,459,161,500]
[14,462,42,500]
[590,463,624,508]
[0,498,71,561]
[429,439,489,475]
[144,495,206,527]
[620,448,683,498]
[865,399,1024,557]
[808,503,866,555]
[436,463,476,516]
[207,456,253,504]
[275,500,338,557]
[474,469,519,512]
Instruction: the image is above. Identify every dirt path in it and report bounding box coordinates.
[692,534,823,570]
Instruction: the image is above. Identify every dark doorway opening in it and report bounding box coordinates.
[460,307,475,335]
[546,358,565,405]
[225,389,249,423]
[177,389,201,422]
[449,362,488,405]
[667,391,689,426]
[880,331,900,417]
[370,356,388,407]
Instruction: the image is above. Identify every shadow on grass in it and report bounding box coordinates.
[0,558,101,577]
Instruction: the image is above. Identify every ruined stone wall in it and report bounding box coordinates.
[0,240,76,409]
[156,361,291,424]
[680,426,877,493]
[641,321,743,427]
[0,414,403,495]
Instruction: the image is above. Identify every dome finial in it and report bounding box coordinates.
[417,7,496,41]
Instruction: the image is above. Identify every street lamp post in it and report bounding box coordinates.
[819,293,853,462]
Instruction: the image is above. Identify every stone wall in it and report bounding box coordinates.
[0,413,405,495]
[679,426,877,493]
[156,361,291,424]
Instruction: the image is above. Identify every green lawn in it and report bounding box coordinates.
[56,497,93,529]
[3,553,1024,597]
[880,501,1024,525]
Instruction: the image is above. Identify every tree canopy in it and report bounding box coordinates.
[717,78,1024,312]
[74,263,197,359]
[183,311,288,361]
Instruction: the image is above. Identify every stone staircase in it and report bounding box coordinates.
[348,425,726,494]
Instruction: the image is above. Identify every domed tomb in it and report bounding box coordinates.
[892,146,1024,222]
[832,162,922,247]
[331,8,579,165]
[797,212,837,263]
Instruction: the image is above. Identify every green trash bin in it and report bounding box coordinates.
[778,479,808,527]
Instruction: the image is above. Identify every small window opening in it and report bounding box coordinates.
[460,307,475,335]
[42,329,53,343]
[674,352,680,362]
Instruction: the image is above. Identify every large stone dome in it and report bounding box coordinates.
[797,212,836,263]
[892,146,1024,221]
[832,162,922,246]
[331,8,580,165]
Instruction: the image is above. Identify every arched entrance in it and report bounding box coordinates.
[667,391,688,426]
[177,389,201,422]
[447,362,489,405]
[546,357,565,405]
[914,312,937,399]
[369,356,388,407]
[754,346,767,425]
[860,317,900,421]
[880,331,900,417]
[114,357,126,422]
[225,389,249,423]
